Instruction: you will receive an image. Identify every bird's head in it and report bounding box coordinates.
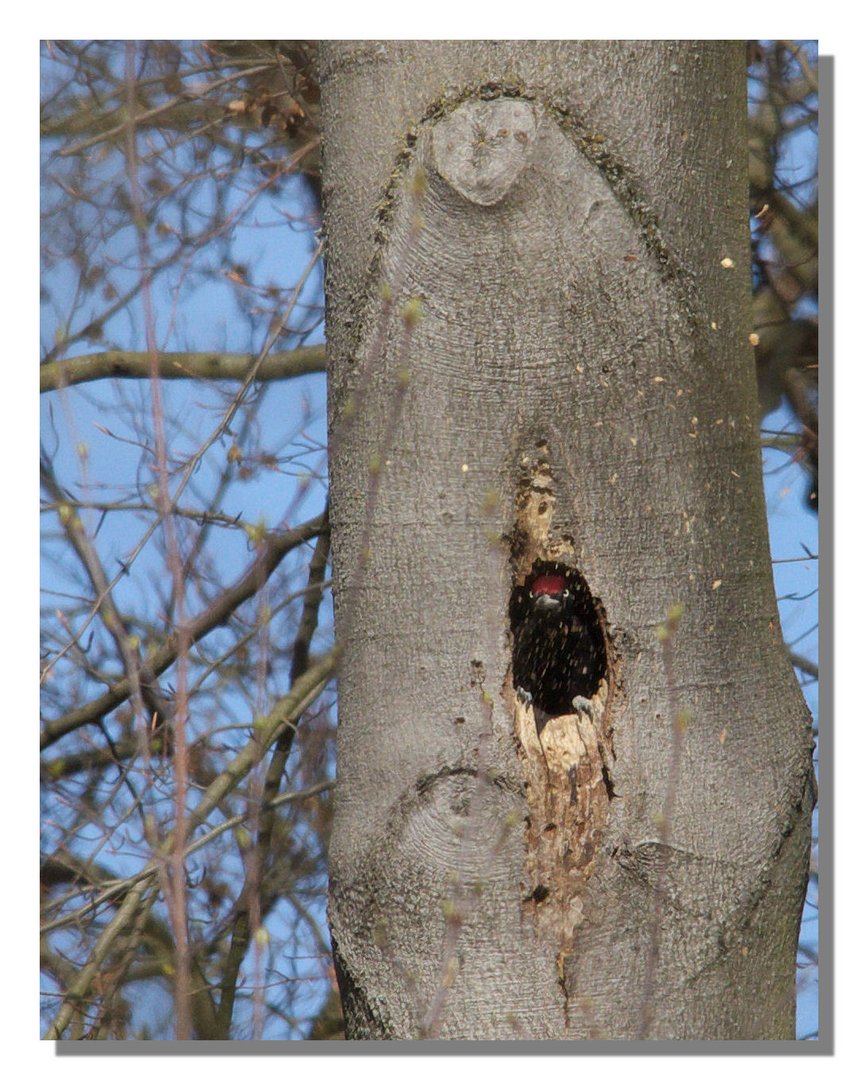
[528,572,569,615]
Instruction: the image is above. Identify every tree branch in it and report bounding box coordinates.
[42,652,337,1039]
[40,346,326,393]
[790,651,818,680]
[41,510,328,749]
[215,522,331,1034]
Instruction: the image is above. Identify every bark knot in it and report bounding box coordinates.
[431,98,537,206]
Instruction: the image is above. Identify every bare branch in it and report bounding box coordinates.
[40,345,326,393]
[43,651,336,1039]
[41,510,328,748]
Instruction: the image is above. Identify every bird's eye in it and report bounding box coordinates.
[563,588,569,598]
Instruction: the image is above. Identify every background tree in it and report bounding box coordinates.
[40,39,819,1040]
[40,40,337,1040]
[748,41,819,514]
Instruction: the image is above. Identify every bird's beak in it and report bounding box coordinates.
[533,594,561,613]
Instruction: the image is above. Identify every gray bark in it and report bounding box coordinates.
[320,40,814,1040]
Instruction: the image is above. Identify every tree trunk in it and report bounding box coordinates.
[319,40,814,1040]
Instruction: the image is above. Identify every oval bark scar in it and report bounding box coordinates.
[431,98,537,206]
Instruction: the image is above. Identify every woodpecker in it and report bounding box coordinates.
[509,562,606,716]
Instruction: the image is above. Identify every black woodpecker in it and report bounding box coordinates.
[509,563,606,715]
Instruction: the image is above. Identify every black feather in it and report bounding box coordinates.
[509,561,606,714]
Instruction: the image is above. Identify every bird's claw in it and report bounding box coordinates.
[572,695,595,717]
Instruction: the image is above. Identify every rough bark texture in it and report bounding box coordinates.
[320,41,814,1040]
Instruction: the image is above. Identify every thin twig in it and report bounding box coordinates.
[42,653,336,1038]
[40,511,327,747]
